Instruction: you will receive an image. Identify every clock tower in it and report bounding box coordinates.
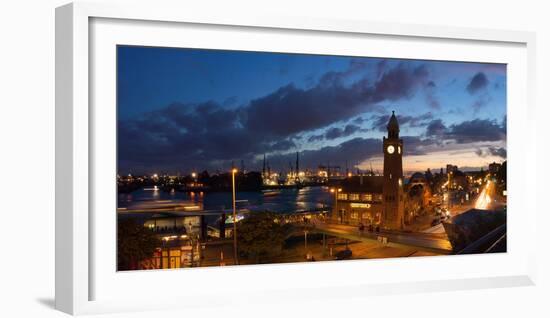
[383,111,405,230]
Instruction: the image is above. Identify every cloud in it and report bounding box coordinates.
[267,137,382,170]
[371,112,434,132]
[474,148,485,157]
[474,146,507,159]
[270,139,296,151]
[425,119,447,136]
[472,93,492,111]
[371,64,430,102]
[307,134,324,143]
[352,116,365,125]
[222,96,239,107]
[400,136,434,156]
[425,118,506,144]
[324,124,362,140]
[324,127,343,140]
[467,72,489,95]
[424,81,440,109]
[488,147,507,158]
[306,124,364,142]
[244,62,433,139]
[447,119,505,143]
[117,60,445,173]
[270,134,438,171]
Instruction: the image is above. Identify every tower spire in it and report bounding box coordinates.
[387,110,400,139]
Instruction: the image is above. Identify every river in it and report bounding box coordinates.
[118,185,334,214]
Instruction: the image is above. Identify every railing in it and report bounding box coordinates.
[457,223,506,254]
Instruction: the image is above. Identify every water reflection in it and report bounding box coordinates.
[118,186,333,214]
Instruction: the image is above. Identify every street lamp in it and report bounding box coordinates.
[231,168,239,265]
[331,187,342,223]
[304,229,309,256]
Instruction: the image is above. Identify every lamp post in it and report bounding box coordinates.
[231,168,239,265]
[304,229,307,254]
[331,187,342,223]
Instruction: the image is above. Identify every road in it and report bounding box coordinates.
[423,179,505,234]
[422,201,475,233]
[310,221,452,254]
[475,179,504,210]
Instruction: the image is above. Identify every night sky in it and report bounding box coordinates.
[117,45,506,175]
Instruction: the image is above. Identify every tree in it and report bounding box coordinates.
[237,212,289,263]
[117,219,160,270]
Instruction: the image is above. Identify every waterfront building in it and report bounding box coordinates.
[332,175,385,226]
[331,111,406,230]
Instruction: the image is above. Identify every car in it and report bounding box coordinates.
[335,249,352,260]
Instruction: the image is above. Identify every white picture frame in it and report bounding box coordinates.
[56,1,537,315]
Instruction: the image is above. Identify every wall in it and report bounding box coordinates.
[0,0,548,317]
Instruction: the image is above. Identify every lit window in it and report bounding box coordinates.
[362,194,372,201]
[349,193,360,201]
[337,193,348,200]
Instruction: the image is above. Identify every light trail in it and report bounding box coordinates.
[475,181,492,210]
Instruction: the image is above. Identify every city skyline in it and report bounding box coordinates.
[117,46,506,175]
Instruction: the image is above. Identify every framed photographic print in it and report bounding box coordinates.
[56,1,537,315]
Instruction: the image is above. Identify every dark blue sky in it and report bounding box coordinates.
[117,45,506,175]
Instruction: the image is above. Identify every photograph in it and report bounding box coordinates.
[116,45,507,271]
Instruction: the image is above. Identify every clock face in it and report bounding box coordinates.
[387,145,395,154]
[398,146,401,154]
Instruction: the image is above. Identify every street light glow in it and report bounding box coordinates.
[475,180,493,210]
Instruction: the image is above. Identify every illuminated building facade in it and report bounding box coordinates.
[331,175,385,226]
[332,111,405,230]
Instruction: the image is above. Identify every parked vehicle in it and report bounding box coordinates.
[335,249,352,260]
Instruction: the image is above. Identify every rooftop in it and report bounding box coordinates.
[340,175,384,194]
